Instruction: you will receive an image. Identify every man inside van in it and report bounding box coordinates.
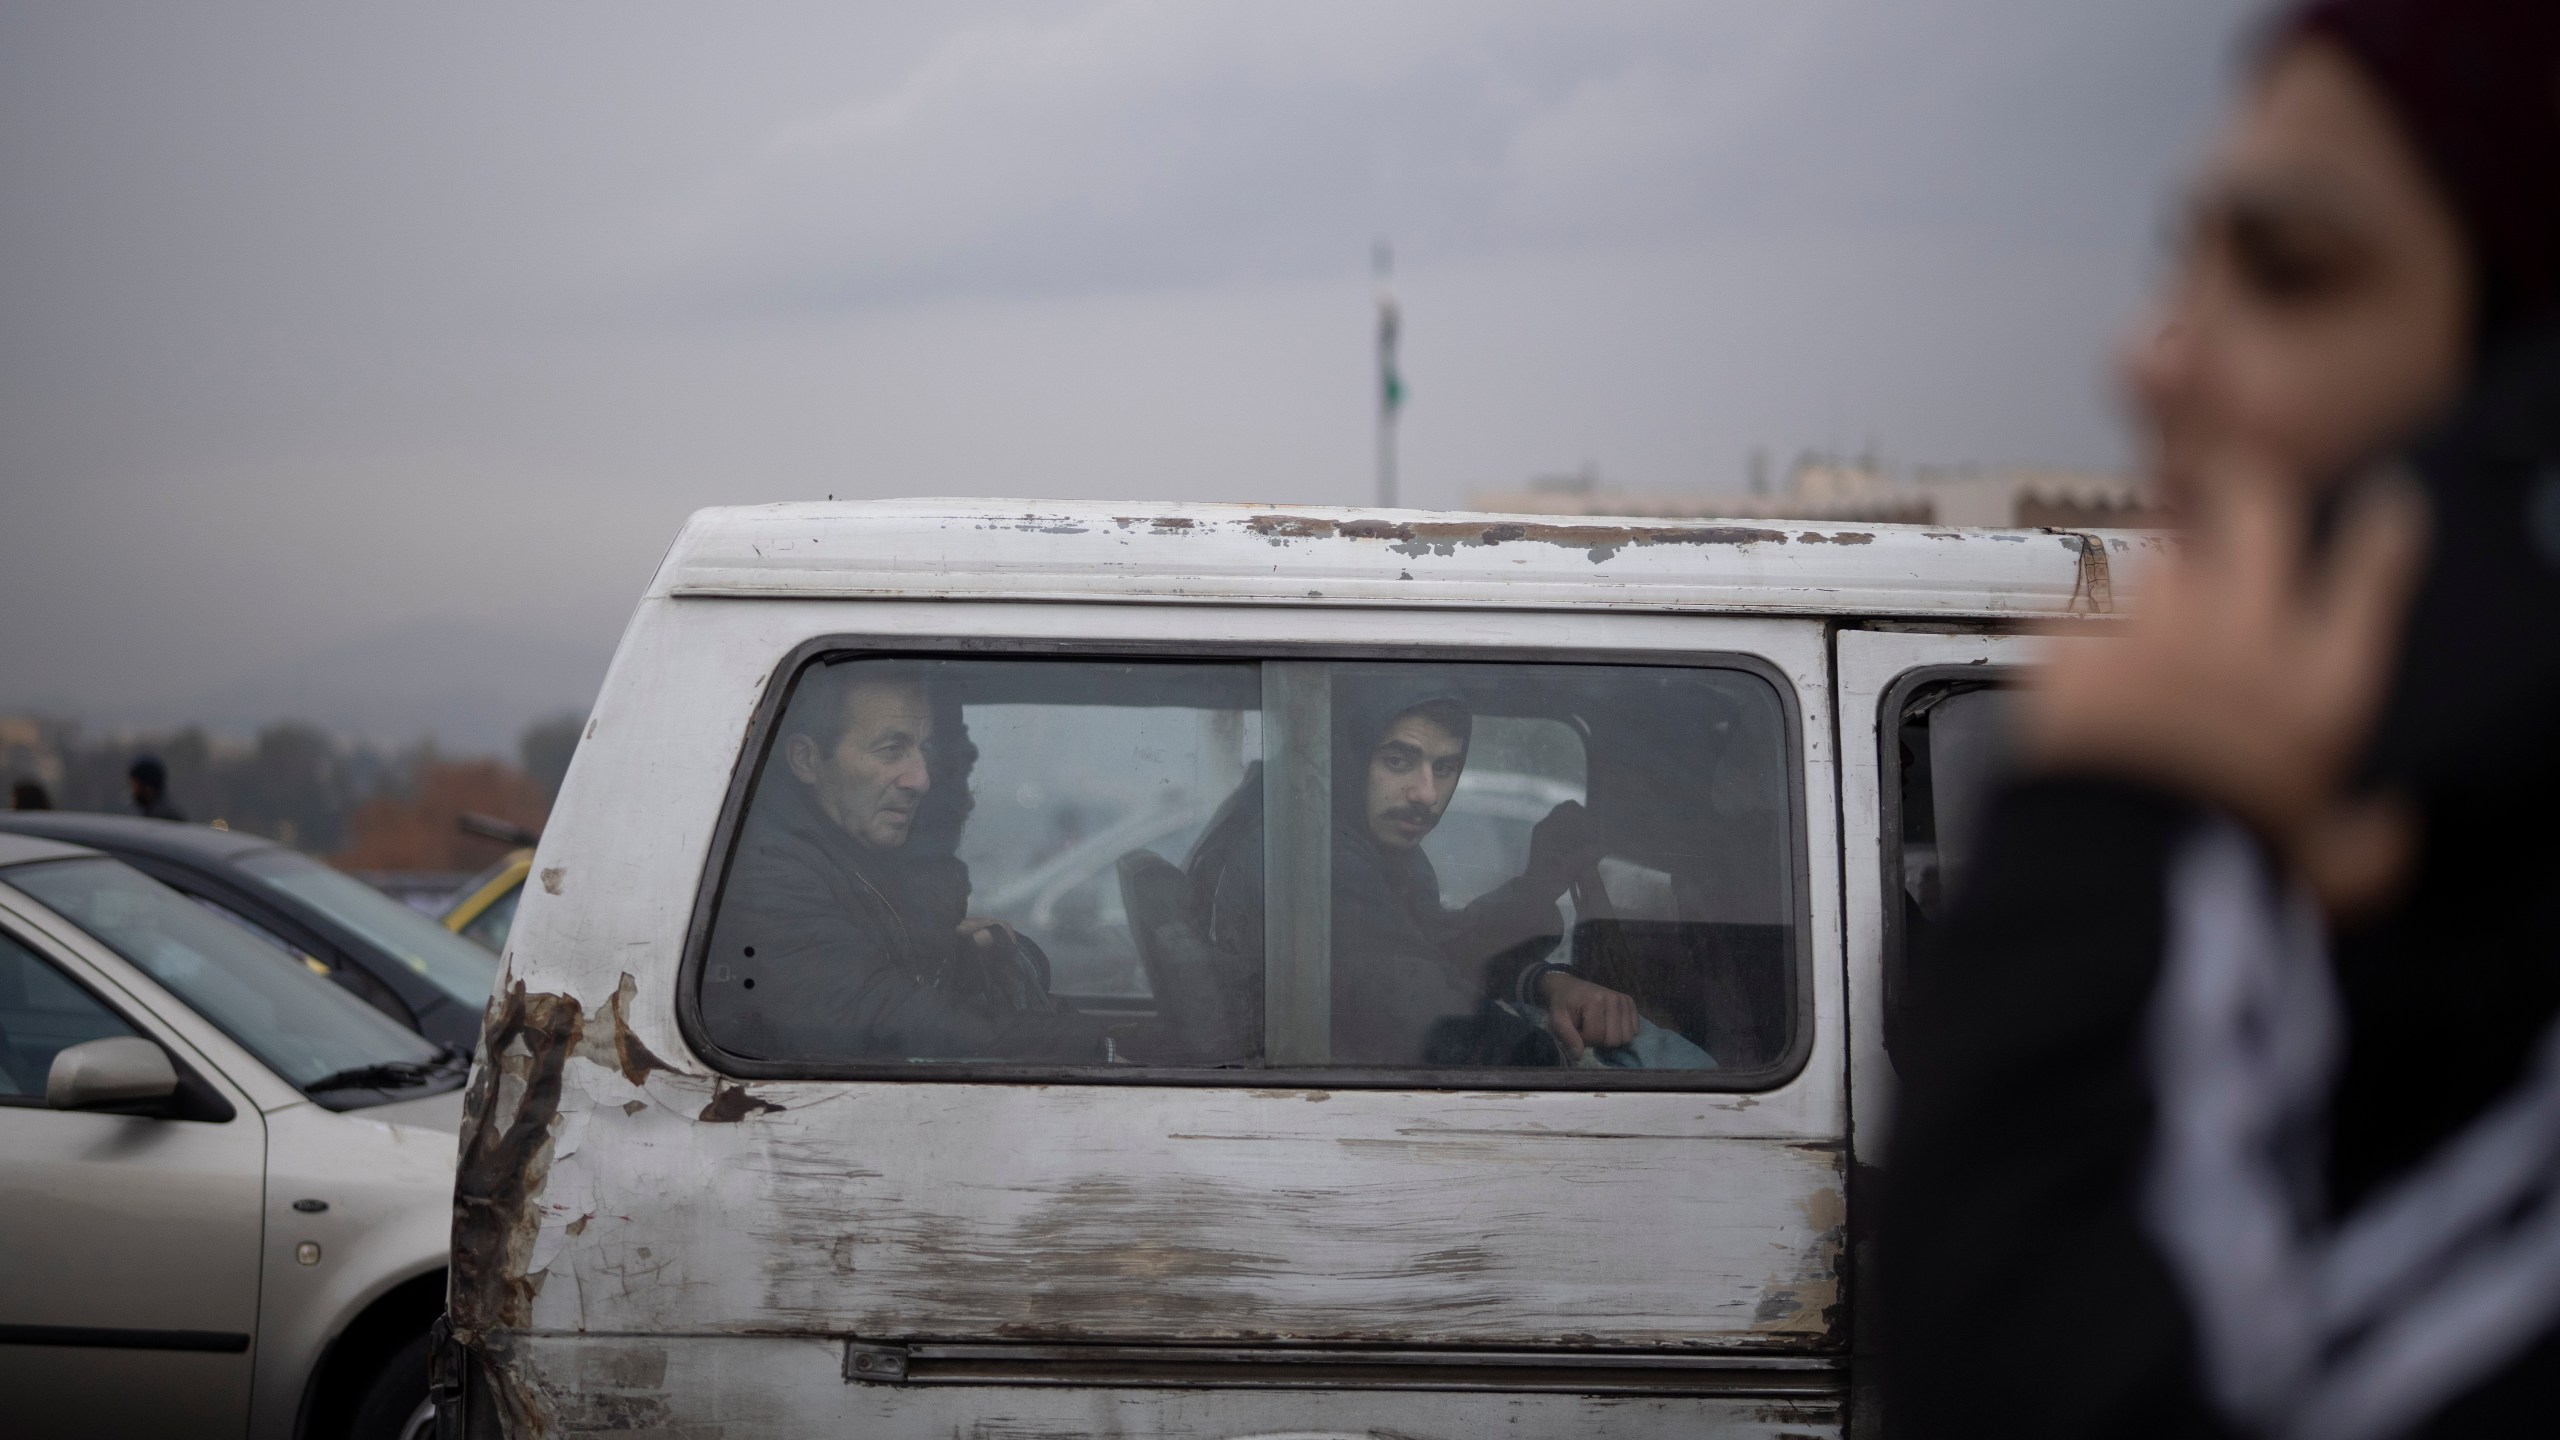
[703,661,1111,1063]
[1188,687,1641,1064]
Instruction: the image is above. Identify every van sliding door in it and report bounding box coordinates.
[514,610,1857,1439]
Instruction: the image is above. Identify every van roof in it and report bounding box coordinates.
[651,499,2157,619]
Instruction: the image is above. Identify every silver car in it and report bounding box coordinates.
[0,831,464,1440]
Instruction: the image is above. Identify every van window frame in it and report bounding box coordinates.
[675,632,1816,1092]
[1876,662,2024,1057]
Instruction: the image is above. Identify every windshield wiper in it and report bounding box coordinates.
[304,1046,466,1094]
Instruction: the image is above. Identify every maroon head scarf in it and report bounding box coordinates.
[2279,0,2560,351]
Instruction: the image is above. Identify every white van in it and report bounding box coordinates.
[438,499,2144,1439]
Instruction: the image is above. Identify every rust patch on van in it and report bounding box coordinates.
[1249,511,1792,563]
[548,1383,671,1432]
[1248,514,1339,540]
[451,980,583,1345]
[1750,1186,1848,1343]
[699,1083,784,1123]
[2055,530,2117,614]
[575,972,670,1087]
[464,1332,560,1440]
[1331,518,1396,539]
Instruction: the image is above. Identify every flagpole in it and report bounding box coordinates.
[1375,240,1401,510]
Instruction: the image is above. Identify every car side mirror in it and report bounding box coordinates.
[47,1036,180,1112]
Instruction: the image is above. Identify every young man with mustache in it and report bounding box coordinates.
[1190,688,1641,1066]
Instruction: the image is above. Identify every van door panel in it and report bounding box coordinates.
[468,601,1850,1434]
[516,1081,1845,1348]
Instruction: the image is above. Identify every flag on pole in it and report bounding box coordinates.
[1379,296,1404,415]
[1375,240,1402,508]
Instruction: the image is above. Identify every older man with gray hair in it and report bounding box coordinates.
[702,660,1109,1064]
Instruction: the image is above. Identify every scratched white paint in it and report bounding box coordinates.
[468,500,2108,1435]
[524,1068,1845,1345]
[659,497,2155,617]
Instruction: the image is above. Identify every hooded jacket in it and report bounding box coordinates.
[1185,675,1578,1066]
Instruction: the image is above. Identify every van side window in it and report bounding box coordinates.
[1884,678,2017,1047]
[694,654,1801,1085]
[701,659,1261,1068]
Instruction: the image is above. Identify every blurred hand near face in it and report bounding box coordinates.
[2024,459,2428,917]
[2062,34,2467,920]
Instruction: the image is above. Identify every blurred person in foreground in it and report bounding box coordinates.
[126,755,184,821]
[1885,3,2560,1439]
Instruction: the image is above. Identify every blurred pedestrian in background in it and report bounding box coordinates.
[126,754,184,821]
[1886,2,2560,1438]
[8,780,48,810]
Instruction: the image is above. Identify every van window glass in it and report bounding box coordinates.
[1292,661,1794,1073]
[697,654,1797,1082]
[1887,680,2017,1045]
[0,927,140,1102]
[1416,715,1586,908]
[702,658,1263,1066]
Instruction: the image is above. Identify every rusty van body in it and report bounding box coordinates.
[438,499,2147,1439]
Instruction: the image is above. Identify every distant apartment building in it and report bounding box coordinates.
[1468,459,2162,529]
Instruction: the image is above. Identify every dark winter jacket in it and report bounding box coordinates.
[1884,776,2560,1440]
[1190,784,1565,1066]
[701,776,1107,1064]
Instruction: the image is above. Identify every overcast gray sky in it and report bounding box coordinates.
[0,0,2255,749]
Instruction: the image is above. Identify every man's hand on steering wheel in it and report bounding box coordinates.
[1538,970,1639,1060]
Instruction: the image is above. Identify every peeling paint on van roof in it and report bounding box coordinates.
[651,499,2158,618]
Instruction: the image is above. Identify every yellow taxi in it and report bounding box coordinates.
[441,848,528,954]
